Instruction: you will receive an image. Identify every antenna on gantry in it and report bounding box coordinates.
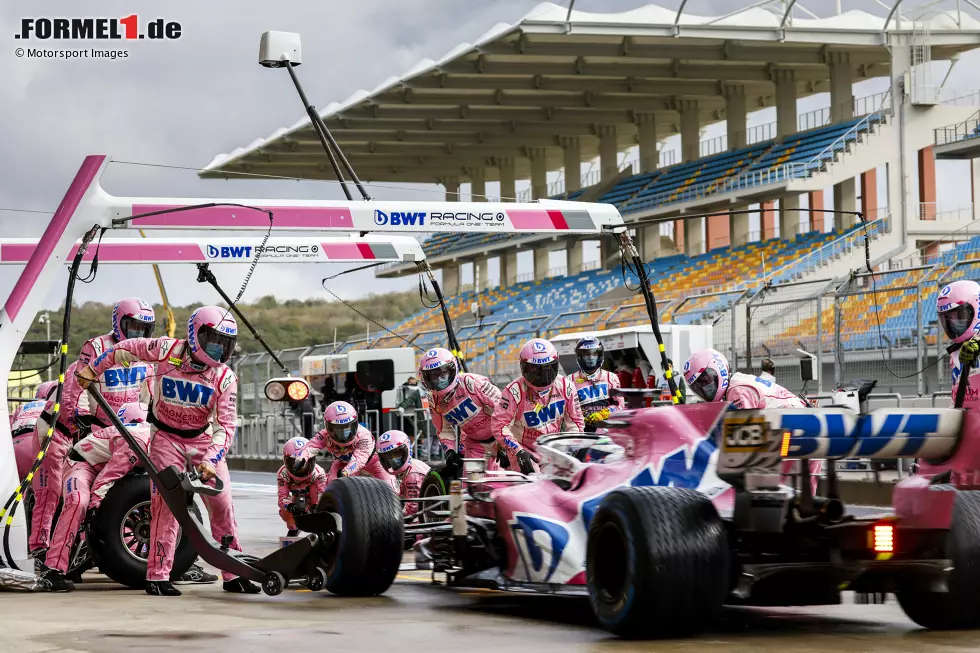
[258,31,372,202]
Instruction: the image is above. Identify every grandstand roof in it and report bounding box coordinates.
[201,2,980,184]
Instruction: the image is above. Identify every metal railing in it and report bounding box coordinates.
[934,110,980,146]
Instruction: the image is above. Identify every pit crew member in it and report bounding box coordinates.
[377,429,430,519]
[306,401,398,490]
[278,436,327,536]
[937,279,980,408]
[569,336,624,431]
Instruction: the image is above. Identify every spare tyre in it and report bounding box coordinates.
[89,474,198,589]
[316,476,403,596]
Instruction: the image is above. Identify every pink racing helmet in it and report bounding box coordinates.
[282,436,316,480]
[418,347,459,400]
[35,381,57,400]
[187,306,238,368]
[116,402,148,425]
[519,338,560,391]
[937,280,980,344]
[323,401,359,446]
[377,430,412,475]
[683,348,731,403]
[112,297,155,342]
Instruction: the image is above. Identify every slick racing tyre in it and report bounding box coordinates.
[897,490,980,629]
[586,487,730,638]
[317,477,403,597]
[89,475,198,589]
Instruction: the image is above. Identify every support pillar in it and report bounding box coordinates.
[598,127,619,181]
[533,248,550,280]
[860,168,878,221]
[636,113,661,173]
[679,101,701,163]
[673,220,685,252]
[918,146,936,219]
[706,214,730,250]
[779,195,801,239]
[474,258,488,293]
[443,177,460,202]
[774,71,798,138]
[761,201,777,240]
[469,168,486,202]
[972,159,980,221]
[684,218,704,256]
[730,207,751,247]
[723,85,748,150]
[642,226,663,260]
[568,240,585,275]
[498,158,516,202]
[500,251,518,287]
[442,265,460,296]
[833,177,857,229]
[808,190,825,232]
[828,59,855,123]
[529,148,549,199]
[560,137,582,193]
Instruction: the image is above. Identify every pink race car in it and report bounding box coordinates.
[411,393,980,639]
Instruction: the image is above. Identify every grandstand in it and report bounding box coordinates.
[205,2,980,396]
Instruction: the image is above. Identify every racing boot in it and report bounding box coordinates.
[172,563,218,585]
[30,548,47,575]
[38,565,75,592]
[145,580,182,596]
[223,577,261,594]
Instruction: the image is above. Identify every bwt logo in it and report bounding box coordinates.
[15,16,182,40]
[374,210,426,226]
[104,367,147,388]
[161,378,214,407]
[444,397,479,427]
[207,245,252,259]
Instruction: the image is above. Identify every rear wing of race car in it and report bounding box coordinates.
[716,407,963,478]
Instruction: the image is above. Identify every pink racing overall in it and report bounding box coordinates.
[67,332,154,428]
[724,373,823,486]
[11,399,44,481]
[29,362,90,552]
[570,369,625,422]
[395,458,431,519]
[491,375,585,468]
[276,464,328,530]
[88,337,242,582]
[46,423,151,573]
[429,372,502,468]
[951,351,980,409]
[308,425,398,490]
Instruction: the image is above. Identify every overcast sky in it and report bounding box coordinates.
[1,0,978,312]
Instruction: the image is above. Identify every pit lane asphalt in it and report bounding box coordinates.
[4,470,975,653]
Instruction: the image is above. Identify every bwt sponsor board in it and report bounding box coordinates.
[374,209,507,229]
[205,244,321,260]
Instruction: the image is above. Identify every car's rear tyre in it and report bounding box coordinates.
[89,475,197,589]
[317,477,403,597]
[897,490,980,629]
[586,486,730,638]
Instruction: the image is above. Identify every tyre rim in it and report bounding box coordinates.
[120,501,152,562]
[592,521,628,604]
[420,482,446,525]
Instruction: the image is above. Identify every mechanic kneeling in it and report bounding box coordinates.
[38,403,151,591]
[277,436,327,536]
[377,430,430,518]
[77,306,258,596]
[305,401,398,490]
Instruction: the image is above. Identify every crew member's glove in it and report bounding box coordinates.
[962,338,980,365]
[196,461,217,482]
[286,502,305,517]
[516,449,539,475]
[443,449,462,480]
[584,408,612,425]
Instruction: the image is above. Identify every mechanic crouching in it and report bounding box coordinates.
[77,306,259,596]
[683,347,822,488]
[278,436,327,536]
[305,401,398,490]
[417,347,502,476]
[377,430,430,519]
[491,338,585,474]
[38,403,151,591]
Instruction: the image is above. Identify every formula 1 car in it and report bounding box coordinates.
[410,391,980,638]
